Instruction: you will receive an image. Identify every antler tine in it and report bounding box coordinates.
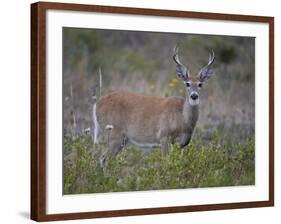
[174,46,179,54]
[203,49,215,69]
[173,46,180,64]
[173,46,188,68]
[208,49,215,66]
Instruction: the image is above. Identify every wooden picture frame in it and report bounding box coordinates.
[31,1,274,221]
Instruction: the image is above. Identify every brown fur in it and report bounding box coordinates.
[96,90,198,163]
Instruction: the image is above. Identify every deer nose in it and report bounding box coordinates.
[190,93,198,100]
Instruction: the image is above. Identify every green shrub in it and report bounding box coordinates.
[63,133,254,194]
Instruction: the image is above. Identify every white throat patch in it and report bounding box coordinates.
[189,98,200,106]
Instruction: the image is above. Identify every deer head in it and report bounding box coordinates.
[173,47,215,106]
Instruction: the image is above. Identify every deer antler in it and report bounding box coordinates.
[173,46,189,81]
[198,50,215,82]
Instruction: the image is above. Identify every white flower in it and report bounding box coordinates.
[83,127,91,134]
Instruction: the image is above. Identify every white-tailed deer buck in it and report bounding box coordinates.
[94,47,215,166]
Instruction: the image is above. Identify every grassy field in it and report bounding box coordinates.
[63,129,254,194]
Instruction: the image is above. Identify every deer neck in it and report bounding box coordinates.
[183,99,199,130]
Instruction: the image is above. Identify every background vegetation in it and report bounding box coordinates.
[63,27,255,194]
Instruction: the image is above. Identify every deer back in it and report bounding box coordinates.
[96,90,186,142]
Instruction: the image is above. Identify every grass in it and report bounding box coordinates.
[63,131,255,194]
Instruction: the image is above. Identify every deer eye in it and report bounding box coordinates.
[198,83,203,88]
[185,82,190,87]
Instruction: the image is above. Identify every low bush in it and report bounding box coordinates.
[63,132,254,194]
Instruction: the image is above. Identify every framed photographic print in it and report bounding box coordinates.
[31,1,274,221]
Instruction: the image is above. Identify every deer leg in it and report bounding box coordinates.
[160,137,170,154]
[179,132,192,148]
[99,128,126,168]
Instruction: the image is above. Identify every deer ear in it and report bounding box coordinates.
[175,64,188,81]
[199,67,213,82]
